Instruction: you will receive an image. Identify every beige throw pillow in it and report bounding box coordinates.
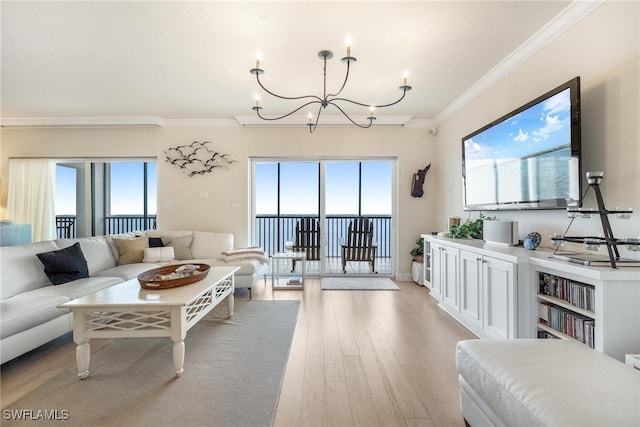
[161,235,193,260]
[113,236,149,265]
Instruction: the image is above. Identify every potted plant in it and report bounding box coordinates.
[449,213,497,239]
[410,238,424,262]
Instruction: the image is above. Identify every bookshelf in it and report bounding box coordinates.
[537,272,596,348]
[530,257,640,361]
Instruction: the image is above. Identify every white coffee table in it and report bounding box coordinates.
[59,265,239,379]
[271,251,306,290]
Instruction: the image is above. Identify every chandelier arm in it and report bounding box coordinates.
[330,87,409,109]
[327,59,351,99]
[328,101,374,129]
[308,104,324,133]
[256,73,322,102]
[256,101,321,121]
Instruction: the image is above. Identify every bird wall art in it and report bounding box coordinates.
[164,141,237,177]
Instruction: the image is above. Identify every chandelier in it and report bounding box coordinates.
[249,43,412,133]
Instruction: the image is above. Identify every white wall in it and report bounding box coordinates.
[433,0,640,257]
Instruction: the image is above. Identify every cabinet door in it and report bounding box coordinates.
[441,246,459,310]
[483,257,516,339]
[459,250,483,330]
[430,244,442,299]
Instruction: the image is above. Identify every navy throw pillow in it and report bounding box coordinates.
[149,237,164,248]
[36,242,89,285]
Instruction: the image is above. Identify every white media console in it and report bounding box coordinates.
[421,234,640,361]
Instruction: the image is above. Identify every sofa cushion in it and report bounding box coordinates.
[190,231,233,260]
[161,235,193,260]
[112,236,149,265]
[36,242,90,285]
[0,295,71,339]
[55,236,117,275]
[24,275,124,300]
[143,247,175,263]
[95,263,162,281]
[1,240,59,299]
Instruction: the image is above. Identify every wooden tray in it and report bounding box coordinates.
[137,263,210,290]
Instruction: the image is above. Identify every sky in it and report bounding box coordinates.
[255,160,392,215]
[55,162,157,215]
[463,88,571,164]
[56,160,391,217]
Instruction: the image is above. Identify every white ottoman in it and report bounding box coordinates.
[456,339,640,426]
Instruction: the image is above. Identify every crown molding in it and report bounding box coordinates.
[0,116,164,128]
[404,118,436,129]
[161,118,239,128]
[235,114,414,127]
[434,0,604,125]
[0,115,419,129]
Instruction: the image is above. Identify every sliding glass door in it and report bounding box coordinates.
[253,158,394,277]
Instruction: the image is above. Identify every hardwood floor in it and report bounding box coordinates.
[1,279,476,426]
[258,278,476,426]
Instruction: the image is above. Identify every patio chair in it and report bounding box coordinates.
[291,217,321,272]
[340,216,377,273]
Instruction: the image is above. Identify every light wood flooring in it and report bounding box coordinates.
[1,279,476,426]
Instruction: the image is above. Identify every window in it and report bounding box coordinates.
[253,159,394,275]
[54,160,156,238]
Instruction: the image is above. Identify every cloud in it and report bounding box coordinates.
[543,91,570,116]
[534,112,566,139]
[513,129,529,142]
[465,139,482,153]
[464,138,487,159]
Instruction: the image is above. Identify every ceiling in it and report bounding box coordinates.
[1,1,591,127]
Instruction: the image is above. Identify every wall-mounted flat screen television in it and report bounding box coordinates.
[462,76,581,211]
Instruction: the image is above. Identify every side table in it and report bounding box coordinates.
[271,251,306,290]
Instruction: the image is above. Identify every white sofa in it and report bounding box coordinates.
[0,230,267,364]
[455,339,640,426]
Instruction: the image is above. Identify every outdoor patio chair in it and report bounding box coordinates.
[340,216,377,273]
[291,217,321,272]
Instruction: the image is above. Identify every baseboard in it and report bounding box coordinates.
[395,272,412,282]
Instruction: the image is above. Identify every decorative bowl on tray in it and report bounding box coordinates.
[137,263,211,290]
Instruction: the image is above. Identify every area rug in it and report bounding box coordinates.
[2,300,300,427]
[321,277,399,290]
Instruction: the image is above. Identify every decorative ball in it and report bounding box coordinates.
[524,238,536,250]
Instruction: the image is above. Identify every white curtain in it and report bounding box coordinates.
[7,158,57,242]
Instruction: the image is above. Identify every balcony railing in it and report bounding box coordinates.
[255,214,392,258]
[56,215,157,239]
[105,215,157,235]
[57,214,389,262]
[56,215,76,239]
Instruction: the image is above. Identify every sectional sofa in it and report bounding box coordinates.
[0,230,267,364]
